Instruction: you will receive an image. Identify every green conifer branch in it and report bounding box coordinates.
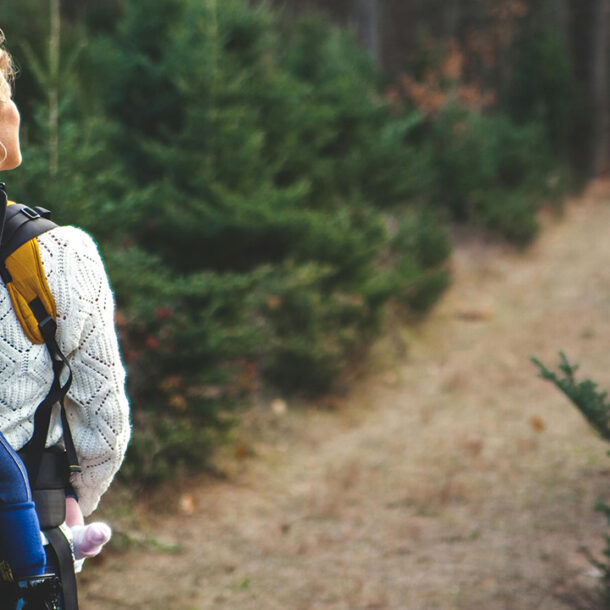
[533,353,610,600]
[532,352,610,442]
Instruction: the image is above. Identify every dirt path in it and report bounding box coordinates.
[81,183,610,609]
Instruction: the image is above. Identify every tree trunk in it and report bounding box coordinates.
[443,0,460,39]
[49,0,60,177]
[591,0,609,175]
[351,0,381,67]
[568,0,610,176]
[554,0,570,39]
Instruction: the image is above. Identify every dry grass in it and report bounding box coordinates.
[81,181,610,609]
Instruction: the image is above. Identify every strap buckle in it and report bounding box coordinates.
[38,315,57,339]
[21,206,41,220]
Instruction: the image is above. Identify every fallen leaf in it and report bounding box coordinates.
[179,493,197,515]
[456,307,493,321]
[235,443,249,460]
[530,416,546,433]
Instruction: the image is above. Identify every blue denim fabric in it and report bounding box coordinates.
[0,433,30,505]
[0,431,46,579]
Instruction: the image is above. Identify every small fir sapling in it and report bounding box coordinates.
[533,352,610,601]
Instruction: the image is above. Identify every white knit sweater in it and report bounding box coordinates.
[0,225,131,516]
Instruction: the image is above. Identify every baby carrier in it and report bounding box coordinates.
[0,183,80,609]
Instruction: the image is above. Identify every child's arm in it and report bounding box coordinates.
[65,496,84,529]
[65,496,111,560]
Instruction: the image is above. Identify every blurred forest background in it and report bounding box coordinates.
[0,0,608,484]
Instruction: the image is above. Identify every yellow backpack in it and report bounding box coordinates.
[1,199,57,344]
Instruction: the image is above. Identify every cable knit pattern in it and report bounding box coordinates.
[0,225,131,516]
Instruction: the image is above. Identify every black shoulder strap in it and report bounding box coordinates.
[24,297,81,481]
[0,183,7,247]
[46,528,79,610]
[0,202,57,260]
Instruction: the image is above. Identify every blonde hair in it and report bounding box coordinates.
[0,30,14,101]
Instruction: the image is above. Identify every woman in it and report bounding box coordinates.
[0,32,131,607]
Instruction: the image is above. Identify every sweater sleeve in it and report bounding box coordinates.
[45,227,131,517]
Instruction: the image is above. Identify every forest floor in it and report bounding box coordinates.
[80,182,610,609]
